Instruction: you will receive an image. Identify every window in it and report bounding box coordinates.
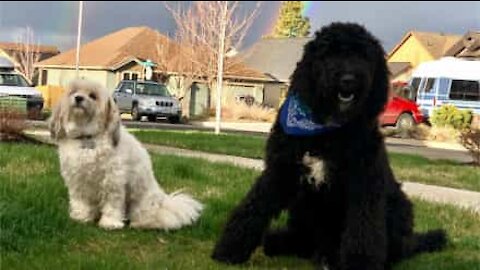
[121,71,140,81]
[449,80,480,101]
[41,70,48,85]
[0,73,29,87]
[134,82,170,96]
[410,77,421,92]
[119,82,134,93]
[422,78,436,93]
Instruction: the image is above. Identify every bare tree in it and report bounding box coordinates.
[163,1,262,116]
[14,26,41,83]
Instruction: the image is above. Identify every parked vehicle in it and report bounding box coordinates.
[0,57,44,118]
[409,57,480,118]
[380,91,424,130]
[113,80,182,123]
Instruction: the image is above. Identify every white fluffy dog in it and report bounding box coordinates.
[49,79,203,230]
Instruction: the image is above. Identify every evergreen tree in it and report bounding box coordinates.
[271,1,311,38]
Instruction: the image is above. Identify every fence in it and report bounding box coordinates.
[36,85,65,110]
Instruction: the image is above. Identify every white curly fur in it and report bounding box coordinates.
[49,79,203,230]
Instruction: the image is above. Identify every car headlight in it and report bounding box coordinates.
[139,99,155,107]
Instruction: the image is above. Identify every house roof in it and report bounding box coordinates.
[240,37,312,82]
[388,31,462,59]
[0,42,59,54]
[444,31,480,59]
[37,26,170,69]
[36,26,271,81]
[388,62,411,77]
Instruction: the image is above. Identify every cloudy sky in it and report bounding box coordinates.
[0,1,478,53]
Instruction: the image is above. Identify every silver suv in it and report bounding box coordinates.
[113,80,181,123]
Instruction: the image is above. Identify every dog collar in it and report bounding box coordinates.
[74,134,94,140]
[279,93,340,136]
[74,134,96,149]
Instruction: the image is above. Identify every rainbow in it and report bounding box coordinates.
[302,1,314,17]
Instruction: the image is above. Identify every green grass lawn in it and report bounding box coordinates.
[132,129,267,159]
[1,143,479,270]
[131,129,480,192]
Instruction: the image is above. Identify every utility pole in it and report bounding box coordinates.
[214,1,228,135]
[75,1,84,77]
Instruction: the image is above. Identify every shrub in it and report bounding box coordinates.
[225,101,276,122]
[0,108,27,141]
[430,104,473,130]
[459,128,480,166]
[209,101,277,122]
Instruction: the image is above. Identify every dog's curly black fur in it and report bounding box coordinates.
[211,23,447,270]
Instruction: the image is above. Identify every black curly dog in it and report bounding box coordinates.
[212,23,447,270]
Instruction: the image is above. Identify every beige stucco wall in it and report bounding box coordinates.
[43,68,109,89]
[388,36,435,68]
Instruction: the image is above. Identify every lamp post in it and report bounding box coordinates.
[75,1,84,78]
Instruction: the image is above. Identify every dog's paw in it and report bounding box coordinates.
[211,247,250,265]
[98,216,124,230]
[70,209,96,223]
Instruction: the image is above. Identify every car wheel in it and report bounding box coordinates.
[168,116,180,124]
[131,105,141,121]
[147,115,156,122]
[396,113,415,138]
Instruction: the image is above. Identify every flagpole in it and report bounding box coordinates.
[75,1,84,78]
[214,1,228,135]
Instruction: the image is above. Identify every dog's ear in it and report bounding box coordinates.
[289,37,321,103]
[365,46,389,120]
[48,95,68,141]
[290,44,313,100]
[104,96,121,147]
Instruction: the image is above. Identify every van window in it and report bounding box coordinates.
[422,78,436,93]
[449,80,480,101]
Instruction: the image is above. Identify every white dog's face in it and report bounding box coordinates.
[69,80,103,121]
[49,79,120,146]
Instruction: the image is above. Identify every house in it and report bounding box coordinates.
[444,31,480,59]
[0,42,59,83]
[35,26,273,117]
[387,31,462,83]
[36,27,175,89]
[241,37,312,108]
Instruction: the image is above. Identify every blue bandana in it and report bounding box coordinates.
[279,93,340,136]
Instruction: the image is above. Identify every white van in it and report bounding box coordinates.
[408,57,480,117]
[0,57,44,116]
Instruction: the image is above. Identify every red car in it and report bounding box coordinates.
[379,93,424,129]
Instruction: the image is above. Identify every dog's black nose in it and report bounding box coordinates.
[75,95,84,103]
[340,74,356,87]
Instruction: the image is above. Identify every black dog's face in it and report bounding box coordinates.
[291,23,388,126]
[311,52,376,126]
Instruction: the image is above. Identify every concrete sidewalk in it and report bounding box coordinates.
[145,144,480,215]
[191,121,468,150]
